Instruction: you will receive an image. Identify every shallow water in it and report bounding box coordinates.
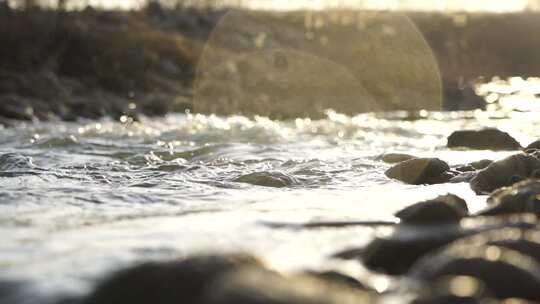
[1,108,540,303]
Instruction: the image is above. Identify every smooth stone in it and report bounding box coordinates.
[337,214,537,275]
[447,128,522,151]
[478,180,540,216]
[470,153,540,194]
[395,194,469,224]
[385,158,451,185]
[205,267,375,304]
[85,254,261,304]
[233,171,299,188]
[381,153,417,164]
[410,244,540,301]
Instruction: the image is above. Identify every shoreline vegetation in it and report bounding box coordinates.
[1,3,540,123]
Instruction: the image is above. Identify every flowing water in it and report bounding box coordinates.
[2,100,540,302]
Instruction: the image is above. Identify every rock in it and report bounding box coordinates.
[205,267,375,304]
[395,194,468,224]
[234,171,299,188]
[443,82,486,111]
[447,129,521,151]
[526,140,540,151]
[380,153,417,164]
[410,244,540,301]
[411,276,489,304]
[470,153,540,194]
[85,254,261,304]
[336,215,537,275]
[447,228,540,264]
[470,159,493,170]
[454,160,492,173]
[477,180,540,216]
[450,171,477,183]
[385,158,451,185]
[304,270,367,290]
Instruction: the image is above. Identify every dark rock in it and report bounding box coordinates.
[304,270,367,290]
[410,244,540,301]
[85,254,261,304]
[337,215,537,275]
[380,153,417,164]
[526,140,540,151]
[470,153,540,194]
[443,83,486,111]
[447,228,540,264]
[385,158,451,185]
[454,160,492,173]
[478,180,540,216]
[447,129,521,151]
[395,194,468,224]
[205,266,374,304]
[411,276,489,304]
[450,171,477,183]
[234,172,299,188]
[470,159,493,170]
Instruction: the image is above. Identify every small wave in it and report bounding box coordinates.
[0,153,35,171]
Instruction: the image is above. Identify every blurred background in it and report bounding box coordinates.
[2,0,540,120]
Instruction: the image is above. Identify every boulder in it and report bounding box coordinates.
[335,215,537,275]
[478,180,540,216]
[470,153,540,194]
[84,254,261,304]
[206,267,375,304]
[385,158,451,185]
[525,140,540,151]
[446,227,540,264]
[410,244,540,301]
[411,275,489,304]
[395,194,468,224]
[447,129,521,151]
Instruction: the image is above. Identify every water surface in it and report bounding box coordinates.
[1,106,539,302]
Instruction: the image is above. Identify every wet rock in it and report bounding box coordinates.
[85,254,261,304]
[410,244,540,301]
[385,158,451,185]
[380,153,417,164]
[304,270,367,290]
[336,214,537,275]
[454,160,492,173]
[478,180,540,216]
[447,129,521,151]
[395,194,469,224]
[470,153,540,194]
[205,266,375,304]
[447,228,540,264]
[450,171,477,183]
[526,140,540,151]
[411,276,489,304]
[234,171,299,188]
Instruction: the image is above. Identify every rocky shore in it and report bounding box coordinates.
[0,127,535,303]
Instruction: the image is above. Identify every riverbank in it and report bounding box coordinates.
[1,6,539,122]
